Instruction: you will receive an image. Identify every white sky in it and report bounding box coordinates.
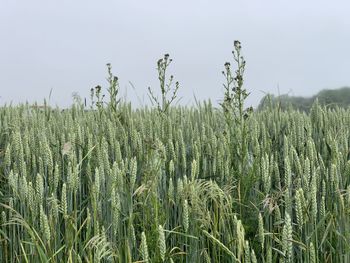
[1,0,350,108]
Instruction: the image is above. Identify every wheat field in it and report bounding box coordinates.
[1,44,350,262]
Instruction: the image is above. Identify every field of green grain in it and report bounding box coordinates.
[1,44,350,262]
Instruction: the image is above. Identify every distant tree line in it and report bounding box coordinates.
[258,87,350,112]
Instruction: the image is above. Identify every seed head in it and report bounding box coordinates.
[234,40,241,49]
[158,225,166,261]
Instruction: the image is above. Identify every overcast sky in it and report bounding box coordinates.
[1,0,350,108]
